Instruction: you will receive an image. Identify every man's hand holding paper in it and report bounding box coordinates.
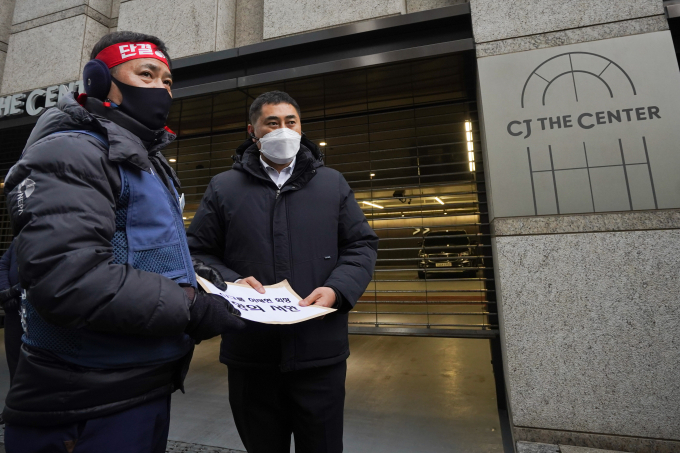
[197,276,335,324]
[239,275,337,308]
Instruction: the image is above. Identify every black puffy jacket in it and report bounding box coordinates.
[187,138,378,372]
[2,95,195,426]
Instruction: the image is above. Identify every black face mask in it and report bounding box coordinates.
[112,77,173,131]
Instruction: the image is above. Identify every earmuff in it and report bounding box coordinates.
[82,59,112,101]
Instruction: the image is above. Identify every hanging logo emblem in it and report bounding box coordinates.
[17,178,35,215]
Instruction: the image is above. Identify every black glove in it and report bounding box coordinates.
[0,284,21,311]
[185,290,246,341]
[192,258,228,291]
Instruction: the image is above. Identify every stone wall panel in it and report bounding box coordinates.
[118,0,236,59]
[476,15,668,58]
[88,0,112,18]
[262,0,405,40]
[470,0,663,44]
[235,0,263,47]
[216,0,237,50]
[495,228,680,439]
[0,51,6,89]
[12,0,111,25]
[111,0,121,19]
[0,0,15,43]
[1,15,87,94]
[80,16,109,74]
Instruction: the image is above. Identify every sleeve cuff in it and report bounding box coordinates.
[327,286,347,312]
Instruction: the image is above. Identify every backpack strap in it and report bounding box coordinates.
[50,130,109,148]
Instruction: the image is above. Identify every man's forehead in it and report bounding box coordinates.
[260,103,298,117]
[118,57,171,76]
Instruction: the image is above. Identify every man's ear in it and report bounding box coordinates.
[247,124,256,142]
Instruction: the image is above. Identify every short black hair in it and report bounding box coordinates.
[249,91,301,125]
[90,31,172,70]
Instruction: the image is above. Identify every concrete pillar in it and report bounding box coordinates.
[0,0,16,89]
[234,0,264,47]
[110,0,121,31]
[0,0,112,95]
[471,0,680,450]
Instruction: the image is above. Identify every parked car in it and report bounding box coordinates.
[417,230,480,279]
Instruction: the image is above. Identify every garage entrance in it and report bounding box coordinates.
[164,54,509,450]
[166,52,497,341]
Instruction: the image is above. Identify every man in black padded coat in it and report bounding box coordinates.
[2,32,243,453]
[188,91,379,453]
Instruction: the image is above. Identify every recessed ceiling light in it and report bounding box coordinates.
[320,142,327,146]
[169,158,177,162]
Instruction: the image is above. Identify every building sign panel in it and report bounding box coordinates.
[0,81,83,119]
[478,31,680,218]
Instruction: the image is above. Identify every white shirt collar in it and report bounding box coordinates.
[259,155,296,173]
[259,155,296,187]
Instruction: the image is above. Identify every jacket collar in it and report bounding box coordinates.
[83,97,176,173]
[20,95,180,189]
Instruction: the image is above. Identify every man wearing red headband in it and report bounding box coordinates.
[1,31,244,453]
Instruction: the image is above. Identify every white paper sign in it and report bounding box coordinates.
[196,277,335,324]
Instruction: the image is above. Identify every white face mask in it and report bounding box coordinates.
[258,128,301,164]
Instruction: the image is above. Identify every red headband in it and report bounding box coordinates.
[95,42,169,69]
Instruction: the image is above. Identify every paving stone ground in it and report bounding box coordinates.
[166,440,245,452]
[0,335,504,452]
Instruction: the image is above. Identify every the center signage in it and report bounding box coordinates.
[478,31,680,218]
[0,80,83,119]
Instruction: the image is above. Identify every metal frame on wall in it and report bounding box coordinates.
[170,4,474,96]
